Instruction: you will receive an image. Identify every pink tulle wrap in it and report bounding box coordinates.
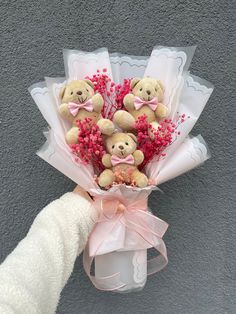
[83,187,168,290]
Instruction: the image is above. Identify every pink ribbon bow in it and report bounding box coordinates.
[134,96,158,111]
[111,154,135,166]
[83,195,168,291]
[68,99,93,116]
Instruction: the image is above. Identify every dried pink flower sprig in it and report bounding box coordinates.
[134,116,176,169]
[87,69,131,119]
[70,118,106,172]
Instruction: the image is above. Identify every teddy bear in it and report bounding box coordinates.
[98,132,148,188]
[113,77,168,132]
[59,79,113,144]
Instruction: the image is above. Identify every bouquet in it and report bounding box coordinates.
[29,46,213,292]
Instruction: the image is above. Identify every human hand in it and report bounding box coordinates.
[73,185,93,203]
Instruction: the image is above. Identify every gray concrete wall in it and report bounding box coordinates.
[1,1,235,313]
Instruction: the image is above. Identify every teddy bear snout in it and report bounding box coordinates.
[146,90,151,95]
[77,91,83,95]
[118,145,124,150]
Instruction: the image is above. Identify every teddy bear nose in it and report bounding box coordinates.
[119,145,124,150]
[146,90,151,95]
[77,91,82,95]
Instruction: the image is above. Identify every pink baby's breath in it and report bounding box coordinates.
[70,118,106,172]
[134,116,176,169]
[87,70,131,119]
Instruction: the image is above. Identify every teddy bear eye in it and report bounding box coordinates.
[125,142,129,145]
[70,91,73,95]
[140,88,142,91]
[86,88,89,92]
[112,145,115,149]
[155,88,157,92]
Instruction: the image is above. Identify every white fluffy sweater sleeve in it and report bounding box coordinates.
[0,192,97,314]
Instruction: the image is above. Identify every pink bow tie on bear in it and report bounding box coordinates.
[111,154,135,166]
[68,99,93,116]
[134,96,158,111]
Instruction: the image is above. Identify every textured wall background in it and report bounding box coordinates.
[1,1,235,313]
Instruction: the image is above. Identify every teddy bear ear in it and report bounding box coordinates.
[84,79,94,89]
[59,85,66,100]
[157,80,165,93]
[127,133,137,143]
[131,77,141,89]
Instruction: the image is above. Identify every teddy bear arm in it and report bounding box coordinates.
[155,103,168,120]
[132,169,148,188]
[123,93,135,111]
[133,150,144,166]
[98,169,115,188]
[92,93,104,113]
[65,127,79,144]
[102,153,112,168]
[97,119,115,136]
[59,103,74,123]
[113,110,135,131]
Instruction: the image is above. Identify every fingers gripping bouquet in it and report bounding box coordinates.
[30,46,213,292]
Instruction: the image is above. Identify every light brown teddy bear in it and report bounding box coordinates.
[98,132,148,188]
[113,77,168,132]
[59,79,113,144]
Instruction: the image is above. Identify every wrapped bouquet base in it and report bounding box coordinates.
[30,45,213,292]
[95,250,147,292]
[83,186,168,291]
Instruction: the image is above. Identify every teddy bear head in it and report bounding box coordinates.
[106,132,137,158]
[131,77,164,102]
[60,79,95,103]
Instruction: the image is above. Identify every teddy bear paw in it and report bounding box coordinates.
[97,119,115,136]
[133,172,149,188]
[65,127,79,144]
[113,110,135,131]
[137,175,149,188]
[98,169,115,188]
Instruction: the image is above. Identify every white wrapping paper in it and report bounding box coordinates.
[29,46,214,292]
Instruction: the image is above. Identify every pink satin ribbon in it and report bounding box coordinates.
[134,96,158,111]
[83,196,168,291]
[68,99,93,116]
[111,154,135,166]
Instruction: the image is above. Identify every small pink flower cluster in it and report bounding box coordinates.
[113,167,135,186]
[89,68,111,98]
[87,69,131,119]
[114,79,131,112]
[134,116,176,169]
[70,118,106,172]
